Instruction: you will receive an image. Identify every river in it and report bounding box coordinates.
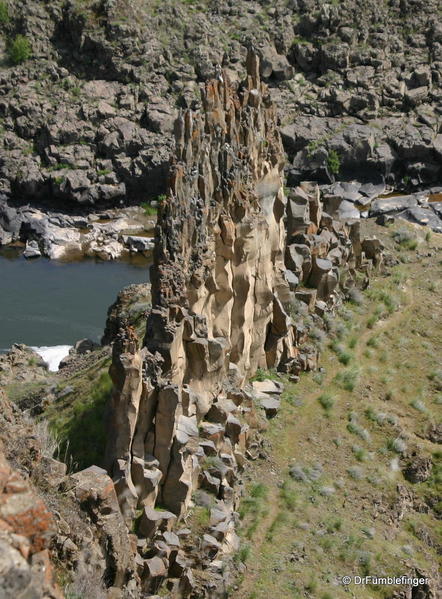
[0,247,150,351]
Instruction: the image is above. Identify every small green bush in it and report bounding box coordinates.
[8,35,31,65]
[0,1,9,24]
[335,368,359,392]
[318,393,334,412]
[392,229,418,250]
[250,482,268,499]
[338,349,352,365]
[234,543,251,564]
[327,149,341,175]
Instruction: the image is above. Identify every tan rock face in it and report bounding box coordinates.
[107,52,295,520]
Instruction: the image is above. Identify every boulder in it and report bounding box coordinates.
[361,238,383,260]
[138,506,177,539]
[251,380,283,395]
[308,257,333,290]
[23,240,41,259]
[259,46,293,81]
[258,396,281,418]
[122,235,155,253]
[370,195,418,216]
[405,207,442,233]
[70,467,134,587]
[403,456,432,483]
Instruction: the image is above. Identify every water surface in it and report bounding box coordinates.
[0,248,150,349]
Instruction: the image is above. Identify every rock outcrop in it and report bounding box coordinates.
[107,46,295,542]
[0,445,63,599]
[105,54,381,597]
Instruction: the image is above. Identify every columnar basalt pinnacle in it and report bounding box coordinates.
[106,52,295,523]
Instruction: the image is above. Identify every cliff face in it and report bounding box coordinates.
[107,52,295,520]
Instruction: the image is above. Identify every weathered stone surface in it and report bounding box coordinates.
[370,195,418,216]
[101,48,385,596]
[70,466,136,587]
[138,506,177,539]
[107,53,295,520]
[0,438,62,599]
[403,455,433,484]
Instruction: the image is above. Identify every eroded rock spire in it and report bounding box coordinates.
[106,50,294,522]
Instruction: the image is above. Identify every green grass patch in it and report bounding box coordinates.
[0,1,9,24]
[141,201,157,216]
[47,366,112,470]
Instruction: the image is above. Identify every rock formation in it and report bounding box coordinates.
[105,52,381,596]
[107,45,295,539]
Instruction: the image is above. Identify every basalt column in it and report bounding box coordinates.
[106,52,295,522]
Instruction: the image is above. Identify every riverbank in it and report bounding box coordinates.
[0,202,156,261]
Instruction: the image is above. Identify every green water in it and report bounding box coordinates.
[0,248,150,348]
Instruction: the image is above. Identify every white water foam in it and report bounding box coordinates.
[31,345,72,372]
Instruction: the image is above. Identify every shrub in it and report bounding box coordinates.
[348,336,357,349]
[334,368,359,392]
[410,399,428,414]
[317,393,334,412]
[312,372,324,386]
[392,229,418,250]
[8,35,31,65]
[347,287,363,305]
[347,418,371,442]
[352,445,367,462]
[327,149,341,175]
[367,314,377,329]
[387,437,407,454]
[347,466,364,480]
[364,408,386,425]
[337,350,352,365]
[234,543,251,564]
[0,1,9,24]
[251,367,279,382]
[34,420,59,459]
[309,326,326,346]
[366,336,378,348]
